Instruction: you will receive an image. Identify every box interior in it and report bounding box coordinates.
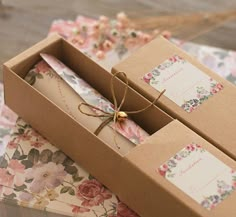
[7,36,174,156]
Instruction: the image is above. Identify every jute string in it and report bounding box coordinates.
[78,71,165,149]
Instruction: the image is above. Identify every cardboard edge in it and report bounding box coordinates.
[3,34,62,69]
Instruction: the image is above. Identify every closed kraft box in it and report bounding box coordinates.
[113,36,236,160]
[3,35,236,217]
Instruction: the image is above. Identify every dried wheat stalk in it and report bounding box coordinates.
[130,10,236,41]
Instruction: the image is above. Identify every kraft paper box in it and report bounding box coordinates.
[3,35,236,217]
[113,36,236,161]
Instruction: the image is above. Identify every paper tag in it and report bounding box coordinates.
[158,144,236,210]
[143,55,223,112]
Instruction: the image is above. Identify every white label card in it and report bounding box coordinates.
[158,144,236,210]
[143,55,223,112]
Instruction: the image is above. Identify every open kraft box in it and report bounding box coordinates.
[113,36,236,161]
[3,34,236,217]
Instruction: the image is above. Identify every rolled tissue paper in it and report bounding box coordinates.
[24,55,149,155]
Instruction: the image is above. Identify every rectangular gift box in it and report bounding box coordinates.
[113,36,236,160]
[3,35,236,217]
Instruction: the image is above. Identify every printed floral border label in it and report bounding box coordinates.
[143,55,223,112]
[158,144,236,210]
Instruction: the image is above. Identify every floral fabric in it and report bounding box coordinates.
[0,83,17,156]
[0,118,138,217]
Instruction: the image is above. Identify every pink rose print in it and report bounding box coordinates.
[7,139,18,149]
[109,202,139,217]
[17,130,32,141]
[68,35,91,49]
[8,159,25,173]
[169,56,177,62]
[26,162,66,193]
[0,168,14,186]
[35,61,51,74]
[161,30,172,40]
[233,181,236,188]
[216,83,224,90]
[76,179,112,207]
[186,144,202,152]
[0,168,14,195]
[0,160,25,187]
[139,33,152,44]
[143,72,153,84]
[71,205,90,214]
[30,141,44,148]
[211,89,217,94]
[169,55,183,63]
[8,160,26,186]
[158,164,168,177]
[115,121,148,144]
[186,144,196,151]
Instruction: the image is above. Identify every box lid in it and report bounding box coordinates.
[112,36,236,160]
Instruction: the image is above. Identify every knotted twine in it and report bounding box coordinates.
[78,72,165,149]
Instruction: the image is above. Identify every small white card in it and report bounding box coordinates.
[158,144,236,210]
[143,55,223,112]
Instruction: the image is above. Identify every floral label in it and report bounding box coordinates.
[158,144,236,210]
[143,55,223,112]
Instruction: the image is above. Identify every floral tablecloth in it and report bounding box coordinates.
[0,13,235,217]
[0,85,17,156]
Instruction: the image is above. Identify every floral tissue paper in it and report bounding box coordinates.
[24,55,149,154]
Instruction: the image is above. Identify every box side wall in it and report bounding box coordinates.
[119,159,201,217]
[5,34,63,78]
[3,52,126,196]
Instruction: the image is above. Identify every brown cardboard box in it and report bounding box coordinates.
[113,36,236,160]
[3,35,236,217]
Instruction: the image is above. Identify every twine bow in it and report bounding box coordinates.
[78,71,165,149]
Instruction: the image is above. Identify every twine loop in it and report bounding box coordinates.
[78,71,165,149]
